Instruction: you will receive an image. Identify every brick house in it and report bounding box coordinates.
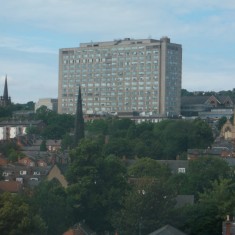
[63,223,96,235]
[18,157,35,167]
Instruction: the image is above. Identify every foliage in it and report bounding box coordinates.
[103,138,134,158]
[113,178,176,235]
[191,119,214,148]
[26,126,41,135]
[34,106,74,139]
[128,157,171,180]
[0,142,19,156]
[66,140,128,233]
[30,180,72,235]
[61,133,74,150]
[0,192,46,235]
[0,102,35,120]
[175,157,231,197]
[8,148,20,162]
[217,116,227,131]
[183,179,235,235]
[40,140,47,151]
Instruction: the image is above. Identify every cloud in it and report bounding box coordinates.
[2,0,234,38]
[183,70,235,92]
[0,59,58,103]
[0,37,57,54]
[0,0,235,104]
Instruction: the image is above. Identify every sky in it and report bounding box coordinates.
[0,0,235,104]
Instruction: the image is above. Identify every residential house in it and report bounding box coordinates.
[156,160,188,174]
[148,225,188,235]
[18,157,36,167]
[222,216,235,235]
[0,181,22,194]
[187,147,235,160]
[37,159,48,167]
[1,164,51,188]
[0,155,8,166]
[47,139,61,152]
[47,164,68,188]
[63,222,96,235]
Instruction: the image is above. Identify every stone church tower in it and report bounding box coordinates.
[220,108,235,140]
[0,75,11,107]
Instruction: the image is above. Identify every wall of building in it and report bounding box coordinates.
[58,37,182,116]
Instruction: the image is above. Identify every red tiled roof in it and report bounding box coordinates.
[0,181,22,193]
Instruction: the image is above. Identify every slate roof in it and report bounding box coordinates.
[176,195,194,208]
[156,160,189,173]
[181,96,211,106]
[148,225,188,235]
[181,95,234,106]
[0,120,43,126]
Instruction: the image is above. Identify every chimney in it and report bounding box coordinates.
[226,215,231,235]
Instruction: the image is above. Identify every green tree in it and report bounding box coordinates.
[186,157,231,196]
[86,119,108,135]
[103,138,134,158]
[35,105,57,124]
[217,116,227,131]
[66,140,128,233]
[162,120,192,159]
[61,133,74,150]
[0,193,46,235]
[26,126,41,135]
[113,178,176,235]
[183,179,235,235]
[31,180,72,235]
[128,157,171,180]
[190,119,214,148]
[8,148,20,162]
[0,142,19,156]
[40,140,47,151]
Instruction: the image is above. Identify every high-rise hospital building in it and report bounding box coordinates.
[58,37,182,116]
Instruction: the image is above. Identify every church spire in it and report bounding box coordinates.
[3,75,8,99]
[0,75,11,107]
[74,85,85,146]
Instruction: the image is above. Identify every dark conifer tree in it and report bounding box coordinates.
[74,85,85,146]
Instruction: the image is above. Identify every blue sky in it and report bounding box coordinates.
[0,0,235,103]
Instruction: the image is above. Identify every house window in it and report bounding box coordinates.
[178,168,186,173]
[20,170,27,175]
[30,178,38,181]
[16,178,23,183]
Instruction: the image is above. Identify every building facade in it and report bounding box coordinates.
[0,120,44,140]
[35,98,58,112]
[58,37,182,116]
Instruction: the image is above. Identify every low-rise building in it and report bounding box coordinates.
[0,120,44,140]
[181,95,234,117]
[35,98,58,112]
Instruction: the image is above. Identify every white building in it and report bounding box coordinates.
[0,120,44,140]
[58,37,182,116]
[35,98,58,112]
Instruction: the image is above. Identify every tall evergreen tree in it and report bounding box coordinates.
[74,85,85,146]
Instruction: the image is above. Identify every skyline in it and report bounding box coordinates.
[0,0,235,104]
